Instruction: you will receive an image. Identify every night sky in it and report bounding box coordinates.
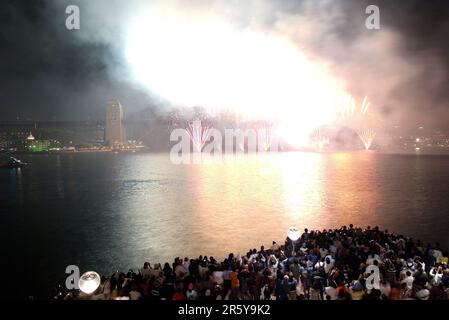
[1,0,448,131]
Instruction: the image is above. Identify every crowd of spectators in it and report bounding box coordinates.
[54,225,449,300]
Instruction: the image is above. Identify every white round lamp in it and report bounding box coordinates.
[288,227,301,255]
[78,271,101,294]
[288,227,301,242]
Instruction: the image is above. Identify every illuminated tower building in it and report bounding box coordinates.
[105,100,127,148]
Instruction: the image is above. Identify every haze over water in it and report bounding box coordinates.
[1,152,448,298]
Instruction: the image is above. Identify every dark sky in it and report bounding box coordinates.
[0,0,448,130]
[0,0,164,121]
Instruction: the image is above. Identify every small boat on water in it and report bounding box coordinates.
[0,157,28,169]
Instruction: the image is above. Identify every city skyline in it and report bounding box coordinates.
[1,99,449,154]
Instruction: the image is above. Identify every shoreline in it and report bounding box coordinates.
[1,148,149,155]
[3,149,449,157]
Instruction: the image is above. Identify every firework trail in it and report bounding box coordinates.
[338,95,371,118]
[317,135,330,152]
[317,136,330,151]
[257,125,272,151]
[361,96,370,115]
[313,127,330,151]
[357,129,377,150]
[337,94,353,118]
[186,120,211,152]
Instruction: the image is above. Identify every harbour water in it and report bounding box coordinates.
[1,152,448,298]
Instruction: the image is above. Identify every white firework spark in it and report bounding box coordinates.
[257,125,272,151]
[186,120,211,152]
[357,129,377,150]
[338,95,372,118]
[313,127,330,151]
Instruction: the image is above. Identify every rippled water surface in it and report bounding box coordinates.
[1,152,448,298]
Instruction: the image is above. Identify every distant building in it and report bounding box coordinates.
[431,131,449,148]
[24,132,50,152]
[27,139,51,152]
[26,133,35,141]
[0,130,29,151]
[105,100,127,148]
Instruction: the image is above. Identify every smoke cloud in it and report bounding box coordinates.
[1,0,448,132]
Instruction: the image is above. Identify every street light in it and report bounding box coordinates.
[288,227,301,256]
[78,271,101,295]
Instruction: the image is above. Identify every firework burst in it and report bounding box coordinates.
[257,125,272,152]
[186,120,211,152]
[357,129,377,150]
[312,127,330,151]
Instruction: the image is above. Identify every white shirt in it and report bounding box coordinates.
[324,287,337,300]
[213,271,224,285]
[430,268,443,285]
[186,289,198,300]
[401,276,414,290]
[183,261,190,274]
[249,254,258,263]
[268,255,278,271]
[416,289,430,300]
[324,261,334,274]
[366,254,380,266]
